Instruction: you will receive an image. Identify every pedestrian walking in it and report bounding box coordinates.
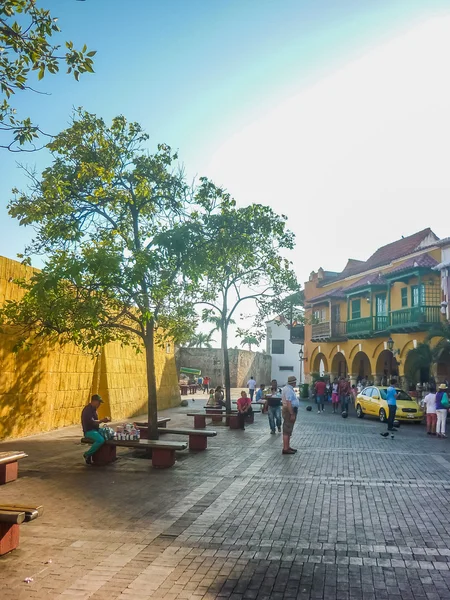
[247,375,257,401]
[203,375,210,393]
[282,375,299,455]
[380,378,399,438]
[338,376,351,414]
[237,390,253,430]
[314,377,326,413]
[331,377,339,412]
[265,379,282,434]
[423,384,437,436]
[435,383,449,438]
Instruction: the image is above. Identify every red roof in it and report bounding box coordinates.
[308,287,346,303]
[320,228,438,284]
[345,272,388,292]
[386,253,438,275]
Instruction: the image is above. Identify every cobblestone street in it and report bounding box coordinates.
[2,399,450,599]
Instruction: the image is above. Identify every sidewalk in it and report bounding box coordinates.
[1,397,450,599]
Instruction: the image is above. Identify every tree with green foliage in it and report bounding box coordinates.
[1,110,228,439]
[198,203,299,410]
[1,0,95,151]
[405,322,450,385]
[186,331,215,349]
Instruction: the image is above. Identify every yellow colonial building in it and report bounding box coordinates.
[303,228,447,388]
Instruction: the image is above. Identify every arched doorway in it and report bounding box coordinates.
[351,351,371,383]
[403,345,432,390]
[331,352,348,379]
[312,352,328,377]
[375,349,399,385]
[437,349,450,383]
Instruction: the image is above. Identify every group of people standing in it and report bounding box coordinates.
[422,383,450,438]
[196,375,211,392]
[313,376,355,414]
[247,375,300,454]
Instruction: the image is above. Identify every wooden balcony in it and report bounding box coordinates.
[389,306,441,332]
[347,316,388,338]
[311,321,347,342]
[289,324,305,344]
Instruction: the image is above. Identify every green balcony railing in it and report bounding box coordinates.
[347,316,388,337]
[374,315,389,331]
[390,306,441,330]
[347,317,373,336]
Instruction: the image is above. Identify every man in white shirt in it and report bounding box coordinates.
[282,375,299,455]
[247,376,256,401]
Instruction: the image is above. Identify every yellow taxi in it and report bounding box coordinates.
[355,386,424,423]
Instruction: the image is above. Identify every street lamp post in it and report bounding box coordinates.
[299,346,305,387]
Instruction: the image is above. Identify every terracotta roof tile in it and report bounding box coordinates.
[386,253,438,275]
[345,272,388,292]
[318,228,438,284]
[308,287,346,303]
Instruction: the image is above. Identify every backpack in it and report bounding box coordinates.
[441,393,449,408]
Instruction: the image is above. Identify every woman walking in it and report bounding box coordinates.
[331,378,339,413]
[435,383,449,438]
[423,384,437,436]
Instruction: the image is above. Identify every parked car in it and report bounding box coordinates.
[355,386,424,423]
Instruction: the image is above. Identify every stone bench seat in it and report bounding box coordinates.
[0,451,28,485]
[147,426,217,450]
[81,437,187,468]
[186,411,256,429]
[0,504,43,556]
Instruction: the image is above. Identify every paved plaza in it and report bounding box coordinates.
[2,398,450,600]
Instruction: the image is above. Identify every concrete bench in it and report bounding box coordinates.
[81,437,187,468]
[0,504,43,556]
[134,418,171,431]
[187,411,255,429]
[0,451,28,485]
[138,426,217,451]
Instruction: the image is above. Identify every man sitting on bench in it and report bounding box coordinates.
[236,390,253,430]
[81,395,111,465]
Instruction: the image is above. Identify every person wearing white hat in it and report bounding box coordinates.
[435,383,449,438]
[281,375,299,454]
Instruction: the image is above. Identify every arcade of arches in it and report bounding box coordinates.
[309,346,425,388]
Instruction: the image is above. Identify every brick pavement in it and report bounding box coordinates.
[2,397,450,599]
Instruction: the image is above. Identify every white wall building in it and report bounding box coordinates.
[266,318,304,385]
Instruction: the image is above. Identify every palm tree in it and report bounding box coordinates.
[239,335,259,352]
[405,322,450,384]
[186,331,215,348]
[205,314,235,337]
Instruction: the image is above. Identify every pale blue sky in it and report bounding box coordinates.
[1,0,449,289]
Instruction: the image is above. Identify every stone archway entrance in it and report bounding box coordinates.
[312,352,328,377]
[331,352,348,379]
[351,351,371,383]
[375,349,399,385]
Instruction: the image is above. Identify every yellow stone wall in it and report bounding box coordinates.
[0,255,180,440]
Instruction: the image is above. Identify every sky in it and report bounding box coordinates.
[1,0,450,346]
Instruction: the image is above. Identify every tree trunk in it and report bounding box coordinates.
[222,325,231,412]
[144,318,159,440]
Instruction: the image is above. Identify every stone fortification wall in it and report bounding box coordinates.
[0,255,180,440]
[176,347,271,388]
